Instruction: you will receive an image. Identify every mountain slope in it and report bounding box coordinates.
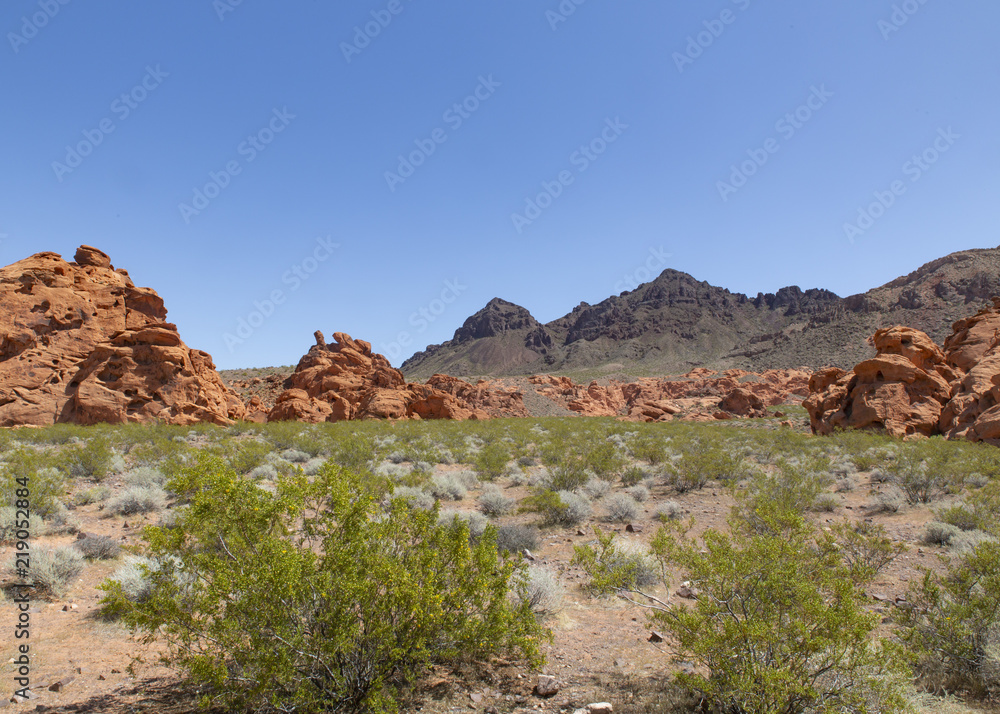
[401,246,1000,380]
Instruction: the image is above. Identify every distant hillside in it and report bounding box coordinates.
[401,246,1000,380]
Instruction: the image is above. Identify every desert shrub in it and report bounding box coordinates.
[123,467,167,489]
[900,540,1000,698]
[655,501,683,521]
[888,442,961,504]
[390,486,433,511]
[437,509,488,541]
[103,556,159,605]
[0,507,44,544]
[626,484,650,502]
[495,523,539,554]
[518,565,564,614]
[411,461,434,476]
[580,476,611,500]
[15,546,85,598]
[925,522,962,546]
[387,450,408,464]
[478,486,515,518]
[327,438,378,474]
[951,530,998,554]
[46,505,79,535]
[664,440,746,493]
[224,439,274,474]
[102,459,547,713]
[260,420,304,451]
[521,490,590,526]
[474,442,511,481]
[585,441,627,479]
[826,521,906,582]
[620,465,648,487]
[0,453,67,518]
[629,436,668,466]
[732,462,828,534]
[74,534,122,560]
[516,455,536,468]
[280,449,311,464]
[427,474,466,501]
[248,463,280,481]
[548,458,590,491]
[868,487,905,514]
[303,457,327,476]
[107,486,166,516]
[61,438,119,480]
[811,493,840,512]
[603,493,640,523]
[572,529,660,593]
[579,510,909,714]
[937,504,981,532]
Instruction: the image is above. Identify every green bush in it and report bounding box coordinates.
[578,509,909,714]
[0,507,44,544]
[473,442,510,481]
[572,528,660,593]
[663,440,747,493]
[900,540,1000,698]
[0,449,67,518]
[584,441,627,479]
[102,458,547,713]
[520,489,590,526]
[825,521,906,583]
[60,437,120,480]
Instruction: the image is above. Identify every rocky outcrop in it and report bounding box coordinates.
[0,246,244,427]
[528,368,809,422]
[424,374,530,418]
[805,301,1000,444]
[267,331,519,423]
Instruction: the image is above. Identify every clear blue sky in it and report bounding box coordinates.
[2,2,998,369]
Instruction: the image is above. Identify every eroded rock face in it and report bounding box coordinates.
[805,303,1000,444]
[267,332,521,423]
[0,246,244,426]
[528,368,810,422]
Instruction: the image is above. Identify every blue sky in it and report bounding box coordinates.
[1,1,998,369]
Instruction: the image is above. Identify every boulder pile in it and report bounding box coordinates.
[268,331,528,423]
[0,246,244,426]
[528,368,810,422]
[805,298,1000,443]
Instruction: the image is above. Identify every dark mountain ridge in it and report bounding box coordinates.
[401,246,1000,379]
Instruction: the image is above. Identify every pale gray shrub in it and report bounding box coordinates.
[478,485,515,518]
[519,565,564,614]
[604,493,640,523]
[107,486,166,516]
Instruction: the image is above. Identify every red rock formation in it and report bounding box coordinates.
[718,387,767,418]
[425,374,529,418]
[805,303,1000,444]
[268,332,518,423]
[528,369,810,423]
[804,327,953,438]
[0,246,244,427]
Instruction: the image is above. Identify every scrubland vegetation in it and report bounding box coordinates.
[3,417,1000,712]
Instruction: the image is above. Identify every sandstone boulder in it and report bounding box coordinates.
[0,247,244,427]
[718,387,767,418]
[267,332,515,423]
